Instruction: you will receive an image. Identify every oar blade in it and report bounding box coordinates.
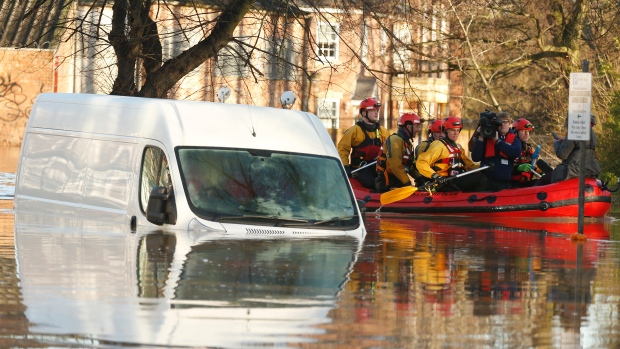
[380,186,418,206]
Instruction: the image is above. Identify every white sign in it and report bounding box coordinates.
[567,72,591,141]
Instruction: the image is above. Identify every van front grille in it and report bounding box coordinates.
[245,228,327,236]
[246,228,285,235]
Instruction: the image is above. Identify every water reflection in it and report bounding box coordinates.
[316,216,620,348]
[3,139,620,349]
[14,225,361,347]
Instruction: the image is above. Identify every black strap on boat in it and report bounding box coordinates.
[467,195,497,204]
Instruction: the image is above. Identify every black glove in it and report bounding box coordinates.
[431,173,447,185]
[344,165,353,178]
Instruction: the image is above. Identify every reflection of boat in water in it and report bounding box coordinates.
[353,177,612,218]
[365,215,609,265]
[14,225,361,347]
[325,216,609,346]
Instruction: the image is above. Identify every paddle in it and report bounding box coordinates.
[380,186,418,205]
[379,165,493,206]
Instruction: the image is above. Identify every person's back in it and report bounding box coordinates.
[536,115,600,186]
[553,127,600,181]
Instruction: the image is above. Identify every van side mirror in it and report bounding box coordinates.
[356,199,367,220]
[146,186,177,226]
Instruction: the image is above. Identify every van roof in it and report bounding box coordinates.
[30,93,337,157]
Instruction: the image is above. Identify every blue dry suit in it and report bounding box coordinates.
[471,130,522,190]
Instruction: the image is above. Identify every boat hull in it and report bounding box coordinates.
[352,178,612,218]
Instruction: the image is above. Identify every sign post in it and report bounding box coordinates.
[568,62,591,236]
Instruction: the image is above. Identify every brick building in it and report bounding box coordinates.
[0,0,464,146]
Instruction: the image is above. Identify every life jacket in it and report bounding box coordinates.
[376,132,413,186]
[512,143,535,182]
[484,132,516,158]
[431,139,465,177]
[350,121,383,168]
[415,138,434,157]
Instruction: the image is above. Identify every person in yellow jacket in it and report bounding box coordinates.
[375,113,422,192]
[416,116,488,192]
[337,97,390,188]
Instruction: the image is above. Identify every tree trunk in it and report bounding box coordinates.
[137,0,254,98]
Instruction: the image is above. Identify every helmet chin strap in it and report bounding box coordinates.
[405,124,415,139]
[362,110,377,124]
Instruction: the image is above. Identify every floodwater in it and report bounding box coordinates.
[2,145,620,348]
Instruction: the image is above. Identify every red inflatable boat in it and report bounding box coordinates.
[352,177,612,218]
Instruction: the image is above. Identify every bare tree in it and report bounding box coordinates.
[108,0,254,98]
[441,0,619,125]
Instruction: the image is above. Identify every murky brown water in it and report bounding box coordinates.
[2,145,620,348]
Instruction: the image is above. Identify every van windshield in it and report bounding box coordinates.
[176,147,359,228]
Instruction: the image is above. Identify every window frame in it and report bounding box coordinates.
[214,37,251,77]
[316,22,340,61]
[139,146,172,214]
[317,98,340,129]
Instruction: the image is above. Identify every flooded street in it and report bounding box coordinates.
[2,145,620,348]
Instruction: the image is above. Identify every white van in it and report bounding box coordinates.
[14,93,365,238]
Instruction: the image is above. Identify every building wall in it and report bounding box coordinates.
[0,49,54,146]
[0,3,462,148]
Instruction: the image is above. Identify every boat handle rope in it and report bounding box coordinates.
[601,178,620,192]
[467,195,497,204]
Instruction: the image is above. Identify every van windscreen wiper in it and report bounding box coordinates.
[213,214,309,225]
[280,215,358,227]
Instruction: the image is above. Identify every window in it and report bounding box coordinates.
[393,23,412,72]
[140,147,172,213]
[175,147,358,227]
[316,22,339,61]
[380,29,388,56]
[215,38,250,77]
[317,98,340,129]
[266,37,297,80]
[361,22,368,64]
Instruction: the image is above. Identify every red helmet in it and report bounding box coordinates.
[442,116,462,130]
[359,97,381,112]
[512,118,533,131]
[398,113,421,126]
[428,119,443,132]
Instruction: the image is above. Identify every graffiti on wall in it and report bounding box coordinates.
[0,73,37,122]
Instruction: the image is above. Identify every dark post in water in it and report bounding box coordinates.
[577,60,589,235]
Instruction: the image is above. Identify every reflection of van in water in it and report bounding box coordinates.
[14,226,361,346]
[14,93,365,237]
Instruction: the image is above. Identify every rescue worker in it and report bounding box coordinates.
[413,118,444,186]
[337,97,390,189]
[511,118,552,188]
[471,112,521,191]
[536,114,600,186]
[416,116,488,192]
[375,113,422,192]
[415,119,444,157]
